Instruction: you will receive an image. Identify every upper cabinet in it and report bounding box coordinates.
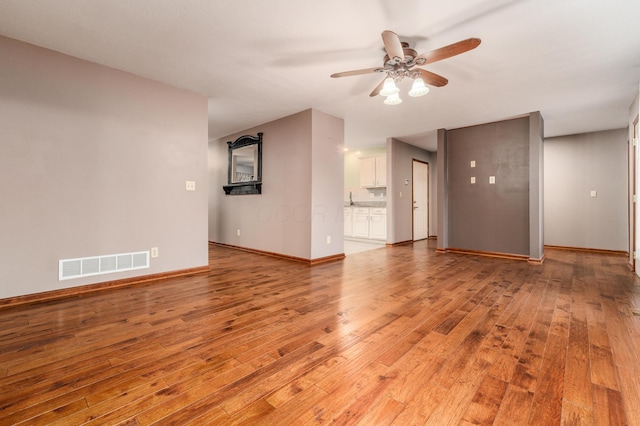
[360,155,387,188]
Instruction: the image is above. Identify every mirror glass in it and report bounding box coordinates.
[223,132,262,195]
[231,145,257,183]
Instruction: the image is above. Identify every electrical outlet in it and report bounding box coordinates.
[590,190,597,198]
[186,180,196,191]
[151,247,159,258]
[236,229,241,236]
[470,176,476,184]
[470,160,476,168]
[489,176,496,184]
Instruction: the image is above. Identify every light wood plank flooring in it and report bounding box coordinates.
[1,240,639,425]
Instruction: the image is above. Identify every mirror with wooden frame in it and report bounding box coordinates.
[223,132,262,195]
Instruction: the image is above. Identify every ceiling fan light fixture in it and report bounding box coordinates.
[409,78,429,97]
[384,92,402,105]
[379,77,399,97]
[330,31,480,104]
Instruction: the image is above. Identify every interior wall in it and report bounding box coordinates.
[529,111,544,261]
[387,138,433,244]
[210,109,344,261]
[0,36,209,299]
[443,116,532,256]
[630,89,639,269]
[208,137,226,244]
[311,109,345,259]
[429,152,438,237]
[545,128,628,251]
[437,129,449,250]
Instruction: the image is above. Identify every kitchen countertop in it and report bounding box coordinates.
[344,202,387,208]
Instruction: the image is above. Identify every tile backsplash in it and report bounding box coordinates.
[345,187,386,204]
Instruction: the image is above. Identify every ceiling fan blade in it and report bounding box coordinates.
[369,78,386,97]
[414,38,481,66]
[381,30,404,63]
[330,67,382,78]
[416,68,448,87]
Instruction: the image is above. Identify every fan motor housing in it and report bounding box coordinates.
[383,47,417,67]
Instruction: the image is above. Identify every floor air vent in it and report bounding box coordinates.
[59,251,150,281]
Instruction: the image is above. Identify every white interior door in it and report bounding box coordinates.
[413,160,429,241]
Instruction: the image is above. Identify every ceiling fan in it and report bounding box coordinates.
[330,30,481,105]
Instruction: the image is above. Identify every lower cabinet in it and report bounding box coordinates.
[352,208,370,238]
[344,207,387,240]
[344,208,353,237]
[369,208,387,240]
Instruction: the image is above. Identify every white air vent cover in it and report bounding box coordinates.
[59,250,150,281]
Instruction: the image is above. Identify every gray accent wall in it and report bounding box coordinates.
[544,128,628,251]
[0,36,209,299]
[437,129,448,250]
[210,109,344,261]
[437,113,544,258]
[529,112,545,260]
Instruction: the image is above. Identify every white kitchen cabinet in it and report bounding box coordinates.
[352,207,370,238]
[359,156,386,187]
[344,207,353,237]
[359,157,376,187]
[374,156,387,186]
[346,207,387,241]
[369,208,387,240]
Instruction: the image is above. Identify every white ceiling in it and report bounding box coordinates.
[1,0,639,151]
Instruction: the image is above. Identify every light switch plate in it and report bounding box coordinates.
[489,176,496,184]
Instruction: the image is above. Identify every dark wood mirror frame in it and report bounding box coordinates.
[223,132,263,195]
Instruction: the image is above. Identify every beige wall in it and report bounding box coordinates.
[209,109,344,260]
[0,36,209,299]
[311,109,345,259]
[387,138,434,244]
[545,129,628,251]
[629,88,640,270]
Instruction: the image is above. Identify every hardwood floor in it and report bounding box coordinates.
[1,240,639,425]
